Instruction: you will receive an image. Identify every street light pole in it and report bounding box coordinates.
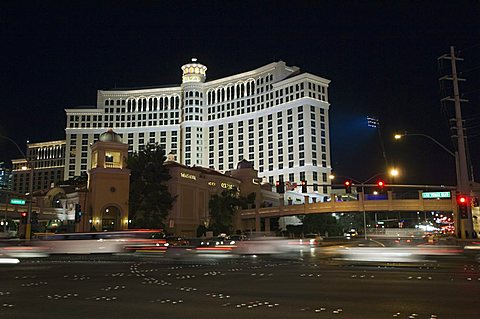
[394,127,473,238]
[358,176,380,241]
[0,135,34,240]
[332,170,399,240]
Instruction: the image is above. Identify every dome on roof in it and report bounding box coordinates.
[165,152,176,162]
[236,159,254,169]
[99,129,122,143]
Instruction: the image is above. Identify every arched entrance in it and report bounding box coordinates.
[101,205,121,231]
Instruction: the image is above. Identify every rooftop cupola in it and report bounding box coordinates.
[181,58,207,84]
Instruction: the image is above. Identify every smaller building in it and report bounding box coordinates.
[0,162,12,190]
[163,158,240,236]
[86,129,130,232]
[163,157,281,236]
[11,140,66,194]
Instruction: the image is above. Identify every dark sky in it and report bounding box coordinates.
[1,1,480,186]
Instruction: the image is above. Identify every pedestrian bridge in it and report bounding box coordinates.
[238,190,457,221]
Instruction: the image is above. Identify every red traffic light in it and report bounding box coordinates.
[377,180,385,188]
[457,195,469,205]
[21,212,27,217]
[301,180,306,186]
[344,180,352,193]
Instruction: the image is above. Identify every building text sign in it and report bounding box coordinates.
[221,182,234,190]
[180,172,197,180]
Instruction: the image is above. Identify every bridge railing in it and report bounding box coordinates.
[239,190,456,219]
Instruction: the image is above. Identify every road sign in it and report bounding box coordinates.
[10,198,26,205]
[422,191,451,199]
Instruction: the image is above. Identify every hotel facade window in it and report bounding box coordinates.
[65,59,332,197]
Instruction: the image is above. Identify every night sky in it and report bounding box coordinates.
[1,1,479,186]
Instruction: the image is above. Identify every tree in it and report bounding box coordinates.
[208,188,242,235]
[127,144,175,228]
[337,213,364,234]
[300,213,343,236]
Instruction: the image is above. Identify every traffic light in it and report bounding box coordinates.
[75,203,82,223]
[377,180,385,191]
[457,194,469,219]
[344,180,352,194]
[301,180,307,193]
[20,212,27,224]
[275,181,285,194]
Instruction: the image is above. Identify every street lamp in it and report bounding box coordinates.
[0,135,34,240]
[390,168,399,178]
[394,132,455,157]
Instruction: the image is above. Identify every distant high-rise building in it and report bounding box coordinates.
[0,162,12,190]
[11,140,66,194]
[65,60,332,198]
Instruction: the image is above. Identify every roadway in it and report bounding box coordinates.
[0,246,479,318]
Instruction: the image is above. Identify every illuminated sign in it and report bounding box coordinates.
[180,172,197,180]
[422,191,451,199]
[208,181,216,187]
[10,198,26,205]
[221,182,234,190]
[182,75,201,83]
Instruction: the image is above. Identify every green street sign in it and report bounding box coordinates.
[422,191,451,199]
[10,198,26,205]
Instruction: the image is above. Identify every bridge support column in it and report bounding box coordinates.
[387,191,393,210]
[264,217,270,233]
[255,207,260,232]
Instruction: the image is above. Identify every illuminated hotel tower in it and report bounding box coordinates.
[65,59,331,200]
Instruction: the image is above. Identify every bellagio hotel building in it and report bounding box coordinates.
[65,59,332,200]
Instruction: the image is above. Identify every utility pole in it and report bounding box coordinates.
[438,46,473,239]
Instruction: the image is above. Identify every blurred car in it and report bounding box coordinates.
[228,235,246,244]
[0,243,49,258]
[165,236,190,247]
[464,241,480,263]
[194,238,236,254]
[323,238,461,265]
[299,233,323,246]
[233,237,295,255]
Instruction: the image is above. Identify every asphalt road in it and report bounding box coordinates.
[0,250,479,319]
